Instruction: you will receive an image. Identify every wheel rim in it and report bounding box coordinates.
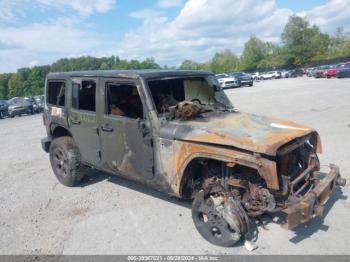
[52,147,69,177]
[192,190,241,247]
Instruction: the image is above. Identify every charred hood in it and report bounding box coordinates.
[159,111,318,156]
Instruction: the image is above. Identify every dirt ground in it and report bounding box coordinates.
[0,77,349,255]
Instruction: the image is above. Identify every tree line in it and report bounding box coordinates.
[180,16,350,73]
[1,15,349,99]
[0,57,160,99]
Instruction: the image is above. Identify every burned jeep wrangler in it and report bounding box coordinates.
[41,70,346,247]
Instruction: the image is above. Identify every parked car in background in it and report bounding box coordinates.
[305,67,314,76]
[215,74,240,89]
[260,71,279,80]
[281,70,291,78]
[314,65,332,78]
[324,64,343,78]
[227,72,253,86]
[250,72,261,80]
[337,63,350,78]
[24,97,41,113]
[324,63,350,78]
[289,68,304,77]
[7,97,34,117]
[33,95,45,112]
[307,68,318,77]
[0,100,9,119]
[271,71,282,79]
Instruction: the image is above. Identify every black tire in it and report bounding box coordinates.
[0,111,4,119]
[49,136,86,186]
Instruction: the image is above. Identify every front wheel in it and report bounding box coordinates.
[49,136,87,186]
[192,184,248,247]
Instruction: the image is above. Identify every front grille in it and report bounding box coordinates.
[277,137,319,196]
[277,146,309,180]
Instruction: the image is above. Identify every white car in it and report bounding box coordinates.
[215,74,240,89]
[260,71,281,80]
[250,72,261,80]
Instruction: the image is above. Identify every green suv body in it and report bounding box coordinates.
[41,70,345,247]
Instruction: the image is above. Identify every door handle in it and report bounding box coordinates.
[71,119,80,125]
[101,126,114,132]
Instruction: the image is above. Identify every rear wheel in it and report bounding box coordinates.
[0,111,4,119]
[49,136,86,186]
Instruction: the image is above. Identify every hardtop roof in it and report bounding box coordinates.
[46,69,211,80]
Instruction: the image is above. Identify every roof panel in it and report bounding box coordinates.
[46,69,211,79]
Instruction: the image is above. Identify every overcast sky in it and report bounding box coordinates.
[0,0,349,72]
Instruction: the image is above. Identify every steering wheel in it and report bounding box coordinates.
[191,98,204,105]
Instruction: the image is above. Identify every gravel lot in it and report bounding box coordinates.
[0,77,349,255]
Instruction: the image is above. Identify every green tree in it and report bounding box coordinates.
[0,73,12,99]
[99,62,110,70]
[329,27,350,57]
[281,15,330,65]
[179,60,201,70]
[140,58,161,69]
[22,66,50,96]
[241,36,267,71]
[8,73,24,98]
[208,49,240,73]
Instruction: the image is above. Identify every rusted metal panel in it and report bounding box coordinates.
[159,112,318,156]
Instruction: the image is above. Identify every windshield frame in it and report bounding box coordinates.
[144,74,234,120]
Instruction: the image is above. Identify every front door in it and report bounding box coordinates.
[69,78,100,166]
[98,78,154,181]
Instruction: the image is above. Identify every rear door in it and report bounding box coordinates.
[98,78,154,181]
[68,77,100,166]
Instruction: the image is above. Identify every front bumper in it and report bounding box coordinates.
[221,82,240,88]
[240,80,253,85]
[282,164,346,229]
[8,107,31,116]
